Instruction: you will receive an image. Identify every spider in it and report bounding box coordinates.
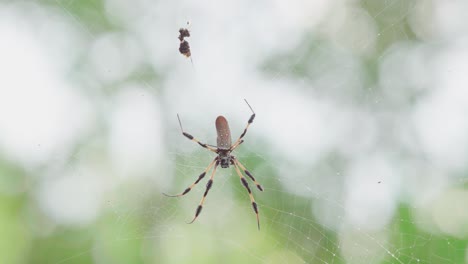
[164,99,264,230]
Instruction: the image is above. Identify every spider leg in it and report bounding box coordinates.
[233,159,260,230]
[230,99,255,151]
[187,160,220,224]
[233,158,263,192]
[229,139,244,151]
[178,114,217,153]
[163,157,218,197]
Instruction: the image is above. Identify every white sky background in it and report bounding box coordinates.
[1,0,468,262]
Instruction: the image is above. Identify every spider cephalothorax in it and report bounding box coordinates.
[164,100,263,229]
[218,151,231,168]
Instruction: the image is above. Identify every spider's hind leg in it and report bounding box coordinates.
[187,160,220,224]
[233,159,261,230]
[233,158,263,192]
[163,157,218,197]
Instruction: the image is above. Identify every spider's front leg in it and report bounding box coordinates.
[177,114,217,153]
[230,100,255,151]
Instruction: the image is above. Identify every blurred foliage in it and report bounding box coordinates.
[391,206,467,264]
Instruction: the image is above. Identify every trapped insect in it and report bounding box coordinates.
[164,99,263,230]
[178,22,193,63]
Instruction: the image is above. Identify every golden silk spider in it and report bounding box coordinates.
[164,99,263,230]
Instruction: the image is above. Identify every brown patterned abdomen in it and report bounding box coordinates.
[215,116,231,149]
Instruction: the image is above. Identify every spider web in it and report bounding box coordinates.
[1,0,468,264]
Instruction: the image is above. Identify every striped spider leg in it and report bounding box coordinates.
[163,157,218,197]
[232,157,261,229]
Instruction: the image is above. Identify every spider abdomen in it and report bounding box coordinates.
[215,116,232,150]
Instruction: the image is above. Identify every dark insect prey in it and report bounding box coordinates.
[178,23,192,61]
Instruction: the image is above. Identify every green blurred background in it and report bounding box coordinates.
[1,0,468,263]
